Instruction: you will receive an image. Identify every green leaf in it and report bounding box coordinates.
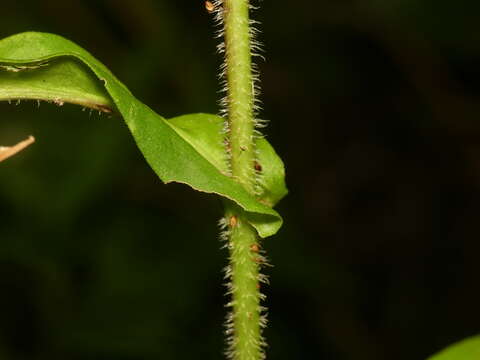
[168,114,288,208]
[427,336,480,360]
[0,32,286,238]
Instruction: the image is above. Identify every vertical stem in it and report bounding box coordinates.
[219,0,265,359]
[224,203,263,360]
[223,0,256,193]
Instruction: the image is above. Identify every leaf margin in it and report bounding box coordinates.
[0,31,286,238]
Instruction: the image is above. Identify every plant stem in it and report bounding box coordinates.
[223,0,256,193]
[220,0,265,359]
[224,203,263,360]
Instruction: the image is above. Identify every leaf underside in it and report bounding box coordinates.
[0,32,287,238]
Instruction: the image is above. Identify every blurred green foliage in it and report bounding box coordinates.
[2,1,480,359]
[427,336,480,360]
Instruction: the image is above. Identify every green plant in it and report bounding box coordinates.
[426,335,480,360]
[0,1,285,359]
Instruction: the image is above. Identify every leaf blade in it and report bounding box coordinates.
[0,32,286,237]
[427,336,480,360]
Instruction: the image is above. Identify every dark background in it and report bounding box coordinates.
[1,1,480,359]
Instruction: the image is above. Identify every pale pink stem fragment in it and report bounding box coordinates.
[0,136,35,163]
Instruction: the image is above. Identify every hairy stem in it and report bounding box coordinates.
[223,0,256,192]
[223,203,264,360]
[218,0,265,359]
